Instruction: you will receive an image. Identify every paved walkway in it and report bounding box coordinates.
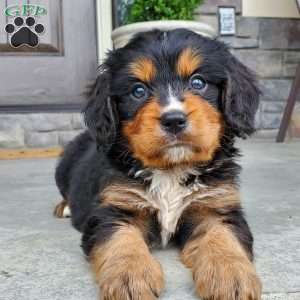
[0,141,299,300]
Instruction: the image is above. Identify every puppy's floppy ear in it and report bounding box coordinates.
[223,55,260,138]
[83,66,118,148]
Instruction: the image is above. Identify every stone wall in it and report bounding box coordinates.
[0,113,85,148]
[194,0,300,135]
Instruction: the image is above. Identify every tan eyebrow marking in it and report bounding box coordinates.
[177,48,203,77]
[129,57,157,82]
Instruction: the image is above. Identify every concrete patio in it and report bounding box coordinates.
[0,140,299,300]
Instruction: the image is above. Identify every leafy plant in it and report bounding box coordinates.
[125,0,203,24]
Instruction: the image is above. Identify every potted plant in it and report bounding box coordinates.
[112,0,216,49]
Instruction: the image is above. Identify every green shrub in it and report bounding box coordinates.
[125,0,204,24]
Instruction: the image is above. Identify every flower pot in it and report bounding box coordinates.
[112,20,216,49]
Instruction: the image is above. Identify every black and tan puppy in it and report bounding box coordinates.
[54,29,262,300]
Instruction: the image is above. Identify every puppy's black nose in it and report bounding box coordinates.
[160,111,187,135]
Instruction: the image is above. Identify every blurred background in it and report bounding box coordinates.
[0,0,299,151]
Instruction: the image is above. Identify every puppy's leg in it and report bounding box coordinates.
[53,199,71,218]
[177,198,261,300]
[82,205,164,300]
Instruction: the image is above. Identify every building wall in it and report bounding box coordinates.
[0,113,84,149]
[194,0,300,135]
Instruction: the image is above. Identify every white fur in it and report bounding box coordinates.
[62,205,71,217]
[163,146,193,163]
[162,85,184,113]
[146,168,199,246]
[143,167,229,247]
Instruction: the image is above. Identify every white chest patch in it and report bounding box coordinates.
[146,168,204,246]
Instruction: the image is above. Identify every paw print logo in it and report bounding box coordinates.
[5,16,45,48]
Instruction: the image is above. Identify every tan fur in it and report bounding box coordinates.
[181,213,262,300]
[181,93,224,162]
[90,225,164,300]
[177,48,203,77]
[98,180,260,298]
[102,180,239,247]
[123,94,223,169]
[101,183,152,211]
[122,99,168,168]
[53,199,69,218]
[183,182,240,210]
[129,57,157,82]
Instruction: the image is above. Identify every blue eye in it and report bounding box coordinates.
[190,75,206,90]
[131,84,147,100]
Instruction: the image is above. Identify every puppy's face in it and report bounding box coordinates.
[85,30,260,169]
[118,51,223,168]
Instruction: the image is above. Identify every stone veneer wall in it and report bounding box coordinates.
[0,113,84,148]
[194,0,300,137]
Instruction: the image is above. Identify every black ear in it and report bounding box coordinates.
[83,66,118,148]
[223,55,260,138]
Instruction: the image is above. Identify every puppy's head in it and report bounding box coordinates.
[84,29,260,168]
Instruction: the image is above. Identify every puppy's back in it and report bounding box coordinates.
[55,130,93,199]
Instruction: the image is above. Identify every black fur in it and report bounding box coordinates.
[82,206,162,256]
[55,131,93,199]
[55,29,259,257]
[174,215,196,249]
[175,206,254,261]
[222,207,254,260]
[223,55,260,138]
[81,205,136,255]
[83,68,118,149]
[83,29,260,147]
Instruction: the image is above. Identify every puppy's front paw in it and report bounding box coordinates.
[194,255,262,300]
[99,253,164,300]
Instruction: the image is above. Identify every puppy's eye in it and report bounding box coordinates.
[190,74,206,90]
[131,83,147,100]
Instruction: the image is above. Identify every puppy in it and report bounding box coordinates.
[54,29,262,300]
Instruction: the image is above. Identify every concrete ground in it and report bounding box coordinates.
[0,140,299,300]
